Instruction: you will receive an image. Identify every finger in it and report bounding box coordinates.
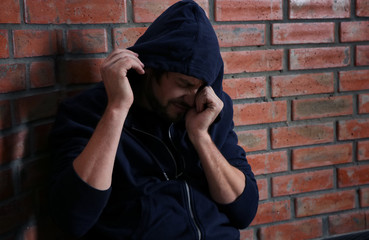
[104,53,145,75]
[113,57,145,75]
[130,61,145,75]
[104,49,140,67]
[107,48,138,60]
[195,88,209,113]
[196,86,222,112]
[106,51,143,67]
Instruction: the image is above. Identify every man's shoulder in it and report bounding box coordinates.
[63,82,107,106]
[58,82,108,118]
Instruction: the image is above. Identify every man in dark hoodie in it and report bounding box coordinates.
[49,1,258,239]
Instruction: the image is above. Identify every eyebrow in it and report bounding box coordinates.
[178,77,204,87]
[179,78,194,86]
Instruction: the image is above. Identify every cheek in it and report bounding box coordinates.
[151,85,173,106]
[158,87,185,103]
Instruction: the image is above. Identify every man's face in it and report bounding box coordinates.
[147,72,204,122]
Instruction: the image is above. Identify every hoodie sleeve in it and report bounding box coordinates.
[212,93,259,229]
[49,84,112,237]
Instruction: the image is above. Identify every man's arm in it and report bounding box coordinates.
[72,49,145,190]
[185,87,246,204]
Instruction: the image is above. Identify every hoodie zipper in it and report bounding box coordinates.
[130,126,179,180]
[168,123,185,178]
[130,125,202,239]
[184,181,202,240]
[168,125,202,239]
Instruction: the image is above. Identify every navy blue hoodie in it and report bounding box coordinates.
[49,1,259,239]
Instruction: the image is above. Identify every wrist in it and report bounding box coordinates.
[105,103,130,119]
[188,130,211,145]
[107,99,131,113]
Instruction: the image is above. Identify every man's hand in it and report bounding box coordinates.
[185,87,245,204]
[185,86,223,141]
[100,49,145,110]
[73,49,144,190]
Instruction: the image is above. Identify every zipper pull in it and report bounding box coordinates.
[163,171,170,181]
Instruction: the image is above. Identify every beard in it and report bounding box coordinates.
[141,77,188,123]
[145,87,188,123]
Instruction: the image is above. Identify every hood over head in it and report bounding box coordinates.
[128,0,224,96]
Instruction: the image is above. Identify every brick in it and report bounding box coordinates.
[247,151,288,175]
[338,164,369,188]
[339,69,369,91]
[13,30,61,58]
[272,123,334,149]
[289,47,350,70]
[356,45,369,66]
[341,21,369,42]
[272,72,334,97]
[292,143,352,170]
[33,123,53,153]
[214,0,282,21]
[133,0,209,23]
[272,22,334,45]
[358,140,369,161]
[28,217,65,240]
[289,0,350,19]
[257,178,268,201]
[0,195,33,234]
[237,129,267,152]
[30,61,56,88]
[59,58,104,84]
[20,158,49,191]
[0,168,14,201]
[272,169,333,197]
[233,101,287,126]
[359,94,369,114]
[56,30,65,54]
[338,119,369,140]
[67,29,107,54]
[259,218,323,240]
[0,30,9,58]
[329,212,366,235]
[360,187,369,207]
[0,100,11,130]
[25,0,127,24]
[214,24,265,47]
[251,200,290,226]
[222,49,283,74]
[0,63,26,93]
[14,93,59,124]
[113,27,147,49]
[295,190,355,217]
[0,0,21,23]
[357,0,369,16]
[240,229,254,240]
[292,95,353,120]
[0,130,29,165]
[223,77,266,100]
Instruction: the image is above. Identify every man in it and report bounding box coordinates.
[49,1,258,239]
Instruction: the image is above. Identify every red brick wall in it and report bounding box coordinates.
[0,0,368,239]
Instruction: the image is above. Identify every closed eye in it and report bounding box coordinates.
[176,78,195,88]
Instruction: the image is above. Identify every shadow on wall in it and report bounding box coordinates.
[0,40,104,239]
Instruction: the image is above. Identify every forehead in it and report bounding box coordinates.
[167,72,204,86]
